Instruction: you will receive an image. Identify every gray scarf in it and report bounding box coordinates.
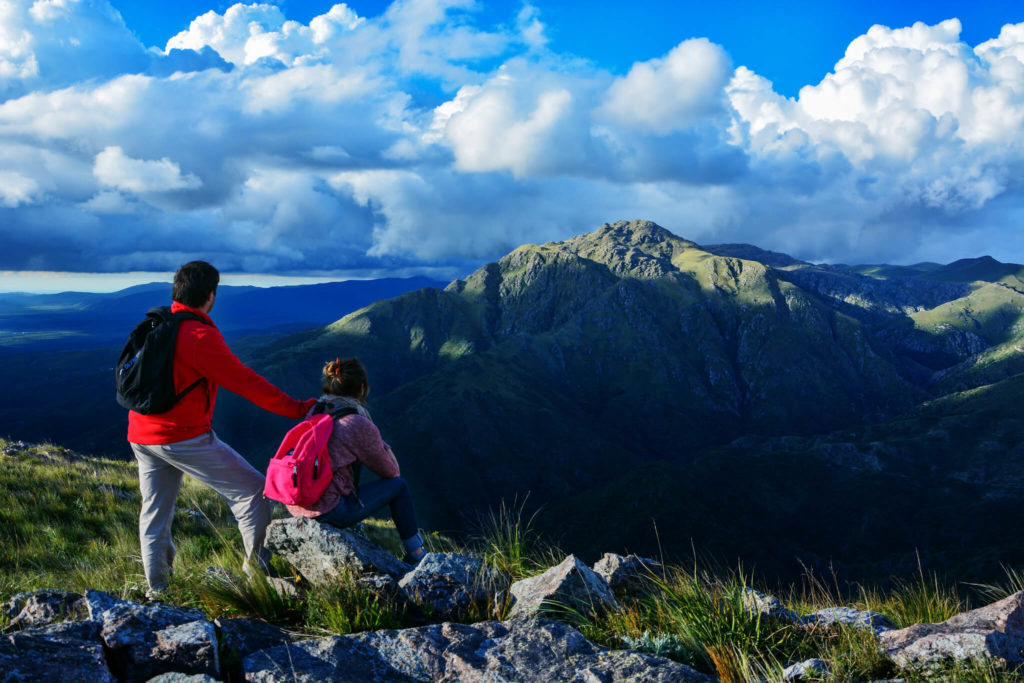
[317,394,372,421]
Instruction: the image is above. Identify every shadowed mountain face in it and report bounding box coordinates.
[5,220,1024,583]
[205,220,1024,581]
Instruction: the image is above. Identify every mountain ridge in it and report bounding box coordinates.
[4,219,1024,582]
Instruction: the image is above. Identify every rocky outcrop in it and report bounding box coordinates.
[0,620,115,682]
[86,589,219,682]
[879,591,1024,670]
[592,552,663,593]
[265,517,410,584]
[507,554,617,619]
[802,606,895,635]
[2,588,87,631]
[740,587,800,623]
[243,616,713,682]
[782,657,831,681]
[397,553,507,621]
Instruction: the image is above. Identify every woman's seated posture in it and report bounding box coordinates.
[285,357,426,563]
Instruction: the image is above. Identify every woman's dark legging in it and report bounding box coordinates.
[315,476,422,552]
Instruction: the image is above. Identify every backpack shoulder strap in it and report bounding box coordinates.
[146,306,208,403]
[145,306,208,326]
[311,401,359,420]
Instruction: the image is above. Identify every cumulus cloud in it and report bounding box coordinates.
[601,39,734,133]
[2,1,1024,274]
[94,146,202,193]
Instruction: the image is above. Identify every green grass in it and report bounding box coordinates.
[5,438,1024,681]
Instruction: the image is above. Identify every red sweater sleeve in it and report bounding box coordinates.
[346,415,400,479]
[187,324,311,419]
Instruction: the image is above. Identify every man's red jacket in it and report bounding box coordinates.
[127,301,314,445]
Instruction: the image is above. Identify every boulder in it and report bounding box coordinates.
[507,555,617,619]
[1,588,87,631]
[740,587,800,623]
[782,658,831,681]
[802,607,896,635]
[216,617,305,681]
[879,591,1024,670]
[243,616,713,682]
[265,517,410,584]
[591,553,663,592]
[0,620,115,682]
[86,589,219,682]
[146,674,220,682]
[397,553,508,621]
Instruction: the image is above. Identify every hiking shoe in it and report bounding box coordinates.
[403,551,427,566]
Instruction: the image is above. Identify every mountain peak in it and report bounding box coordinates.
[583,219,697,249]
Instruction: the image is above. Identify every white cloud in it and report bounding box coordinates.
[93,146,202,193]
[601,38,734,133]
[3,1,1024,273]
[0,0,150,100]
[0,170,40,206]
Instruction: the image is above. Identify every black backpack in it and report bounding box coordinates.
[115,306,207,414]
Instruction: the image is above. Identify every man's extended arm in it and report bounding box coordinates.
[189,325,313,419]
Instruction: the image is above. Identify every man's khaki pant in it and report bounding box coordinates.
[130,431,271,590]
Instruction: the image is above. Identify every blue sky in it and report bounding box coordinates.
[2,0,1024,291]
[111,0,1019,98]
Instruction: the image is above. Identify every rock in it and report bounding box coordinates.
[355,573,422,620]
[85,589,219,682]
[355,573,403,601]
[265,517,410,584]
[879,591,1024,670]
[591,553,663,592]
[267,576,302,599]
[203,565,232,583]
[783,658,832,681]
[740,587,801,623]
[0,620,115,682]
[243,616,713,682]
[146,674,220,682]
[802,607,896,635]
[397,553,507,621]
[1,588,87,631]
[154,621,220,679]
[507,555,617,620]
[217,617,305,681]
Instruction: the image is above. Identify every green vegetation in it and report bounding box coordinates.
[911,282,1024,346]
[7,219,1024,619]
[5,439,1024,681]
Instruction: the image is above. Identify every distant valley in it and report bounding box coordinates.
[4,221,1024,584]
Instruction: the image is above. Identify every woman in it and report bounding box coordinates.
[285,357,426,564]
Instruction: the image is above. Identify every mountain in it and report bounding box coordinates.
[0,277,447,352]
[5,220,1024,583]
[0,276,446,456]
[192,220,1021,581]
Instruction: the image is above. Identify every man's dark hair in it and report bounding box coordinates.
[172,261,220,308]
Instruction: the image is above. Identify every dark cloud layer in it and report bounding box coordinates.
[2,2,1024,274]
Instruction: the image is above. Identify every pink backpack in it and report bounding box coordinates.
[264,404,356,506]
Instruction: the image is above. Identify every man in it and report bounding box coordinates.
[127,261,315,598]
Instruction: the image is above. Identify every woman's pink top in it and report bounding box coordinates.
[285,413,400,518]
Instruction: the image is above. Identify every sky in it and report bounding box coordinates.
[2,0,1024,291]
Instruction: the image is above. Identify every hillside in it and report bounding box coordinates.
[0,277,446,351]
[4,220,1024,583]
[7,438,1024,682]
[197,220,1022,581]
